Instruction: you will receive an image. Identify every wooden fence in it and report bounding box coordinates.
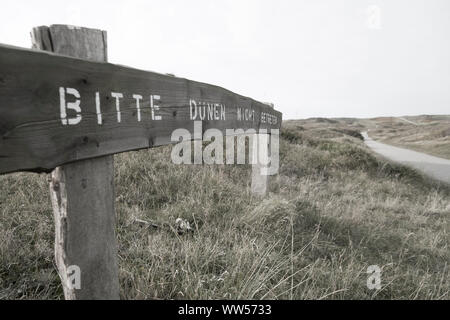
[0,25,282,299]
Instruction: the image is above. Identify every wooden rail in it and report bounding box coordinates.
[0,40,281,175]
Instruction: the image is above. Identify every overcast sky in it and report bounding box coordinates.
[1,0,449,119]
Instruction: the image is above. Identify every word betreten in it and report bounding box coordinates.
[261,111,278,125]
[58,87,162,125]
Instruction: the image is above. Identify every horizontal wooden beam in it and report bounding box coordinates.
[0,44,282,174]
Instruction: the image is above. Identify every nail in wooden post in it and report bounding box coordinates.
[31,25,120,300]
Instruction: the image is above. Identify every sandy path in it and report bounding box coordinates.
[362,132,450,184]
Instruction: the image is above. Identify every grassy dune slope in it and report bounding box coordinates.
[365,115,450,159]
[0,120,449,299]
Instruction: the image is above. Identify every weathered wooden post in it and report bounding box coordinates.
[31,25,120,300]
[251,133,270,195]
[251,103,275,196]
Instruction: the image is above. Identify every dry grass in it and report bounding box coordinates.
[366,115,450,159]
[0,119,449,299]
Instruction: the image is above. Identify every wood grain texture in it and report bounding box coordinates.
[0,32,282,174]
[33,25,120,300]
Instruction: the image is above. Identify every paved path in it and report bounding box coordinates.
[398,117,421,126]
[362,132,450,184]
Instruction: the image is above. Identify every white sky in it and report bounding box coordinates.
[0,0,449,119]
